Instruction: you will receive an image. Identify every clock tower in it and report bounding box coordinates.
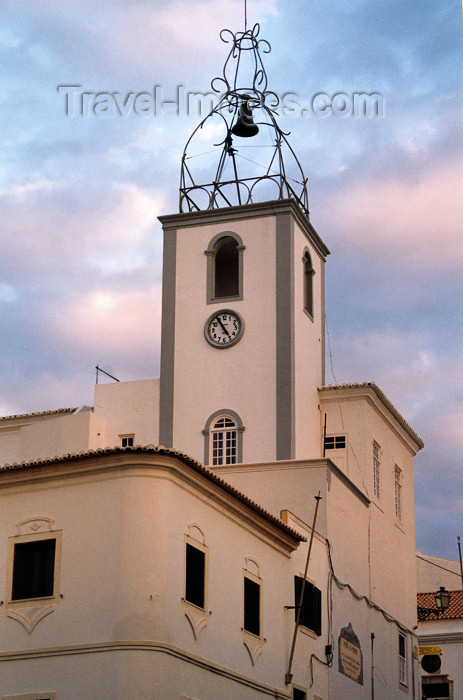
[158,24,329,466]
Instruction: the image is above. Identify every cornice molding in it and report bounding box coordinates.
[319,383,423,453]
[0,640,291,699]
[0,448,302,554]
[158,199,330,260]
[418,632,463,644]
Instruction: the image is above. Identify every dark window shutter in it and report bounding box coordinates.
[185,543,205,608]
[294,575,322,636]
[12,539,56,601]
[244,577,261,635]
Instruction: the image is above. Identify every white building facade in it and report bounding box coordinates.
[0,17,426,700]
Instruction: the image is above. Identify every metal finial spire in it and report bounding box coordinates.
[244,0,247,31]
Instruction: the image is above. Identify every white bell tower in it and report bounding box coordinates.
[158,24,330,466]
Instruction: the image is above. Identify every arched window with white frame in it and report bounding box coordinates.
[202,409,245,466]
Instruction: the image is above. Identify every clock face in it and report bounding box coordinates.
[205,310,243,348]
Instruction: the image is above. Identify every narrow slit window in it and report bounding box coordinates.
[304,251,314,316]
[214,236,239,298]
[399,633,407,685]
[243,576,261,636]
[185,543,205,609]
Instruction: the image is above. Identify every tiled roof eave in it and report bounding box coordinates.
[319,382,424,450]
[0,445,305,544]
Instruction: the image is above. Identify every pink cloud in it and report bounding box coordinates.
[322,160,462,270]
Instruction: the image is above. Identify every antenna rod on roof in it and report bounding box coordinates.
[244,0,247,31]
[95,365,120,384]
[458,537,463,588]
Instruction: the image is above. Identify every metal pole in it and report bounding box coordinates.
[458,537,463,588]
[371,633,375,700]
[323,414,327,457]
[285,492,322,685]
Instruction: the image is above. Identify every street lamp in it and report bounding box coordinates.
[434,586,451,611]
[418,586,451,621]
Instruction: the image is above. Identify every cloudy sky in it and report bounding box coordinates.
[1,1,461,561]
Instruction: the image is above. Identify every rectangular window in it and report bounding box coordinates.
[373,441,380,498]
[12,538,56,601]
[294,576,322,635]
[399,633,407,686]
[243,576,261,636]
[185,543,205,609]
[395,466,402,521]
[324,435,346,450]
[293,689,307,700]
[120,435,134,447]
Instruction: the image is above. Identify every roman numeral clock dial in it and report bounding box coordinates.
[205,310,244,348]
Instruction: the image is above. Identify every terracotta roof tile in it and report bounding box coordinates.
[0,444,305,544]
[417,590,463,620]
[319,382,424,449]
[0,407,77,422]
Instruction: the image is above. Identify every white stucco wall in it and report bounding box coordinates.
[93,378,159,448]
[171,215,278,464]
[0,454,328,700]
[0,379,160,467]
[293,218,325,460]
[319,388,419,630]
[213,456,419,699]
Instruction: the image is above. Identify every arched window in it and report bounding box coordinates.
[202,409,245,465]
[303,250,314,317]
[205,232,244,302]
[211,416,237,465]
[214,236,239,298]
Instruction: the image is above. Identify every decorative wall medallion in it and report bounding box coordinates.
[338,623,363,685]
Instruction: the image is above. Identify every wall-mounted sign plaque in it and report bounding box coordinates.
[338,623,363,685]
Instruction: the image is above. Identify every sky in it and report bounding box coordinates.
[0,0,461,561]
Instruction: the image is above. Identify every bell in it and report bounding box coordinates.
[231,99,259,138]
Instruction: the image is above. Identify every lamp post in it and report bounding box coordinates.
[418,587,451,621]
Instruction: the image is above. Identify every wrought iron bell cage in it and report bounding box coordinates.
[179,23,310,218]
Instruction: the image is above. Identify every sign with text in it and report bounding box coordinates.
[419,646,442,656]
[338,623,363,685]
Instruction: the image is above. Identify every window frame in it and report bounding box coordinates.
[205,231,245,304]
[6,525,62,610]
[302,249,315,319]
[323,434,346,451]
[120,434,134,447]
[183,534,208,612]
[202,409,245,466]
[294,575,322,636]
[243,571,262,638]
[398,632,408,688]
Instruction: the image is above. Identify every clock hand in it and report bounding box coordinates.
[217,317,230,336]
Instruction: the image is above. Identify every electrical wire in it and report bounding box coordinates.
[416,554,461,579]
